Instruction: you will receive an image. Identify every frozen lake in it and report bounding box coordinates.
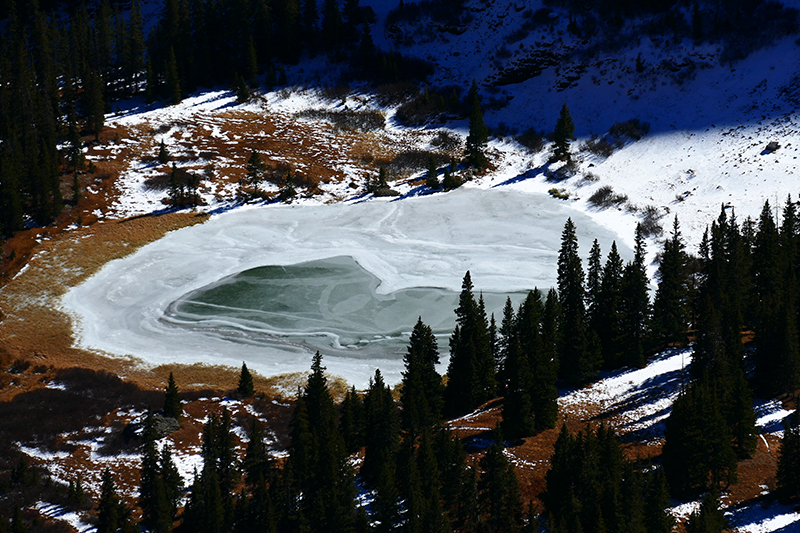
[164,255,527,358]
[63,187,631,387]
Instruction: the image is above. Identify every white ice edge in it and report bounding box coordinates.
[61,187,631,388]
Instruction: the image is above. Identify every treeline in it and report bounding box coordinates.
[0,0,428,240]
[93,350,530,533]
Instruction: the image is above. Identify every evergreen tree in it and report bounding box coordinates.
[557,218,597,382]
[401,317,444,438]
[363,369,401,529]
[286,352,359,532]
[597,241,625,369]
[501,328,534,440]
[586,239,603,329]
[464,80,488,169]
[97,468,133,533]
[685,488,727,533]
[165,46,182,104]
[426,155,440,189]
[445,272,496,417]
[278,170,297,202]
[663,380,738,497]
[620,224,650,368]
[777,409,800,503]
[339,386,365,453]
[479,443,524,533]
[552,103,575,162]
[238,362,255,397]
[652,216,690,347]
[163,372,181,419]
[243,418,274,487]
[244,150,267,196]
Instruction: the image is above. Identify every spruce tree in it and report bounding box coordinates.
[685,488,727,533]
[652,216,689,347]
[500,329,534,441]
[552,103,575,162]
[777,409,800,503]
[287,352,359,532]
[426,155,440,189]
[557,218,597,382]
[620,224,650,368]
[445,272,496,417]
[238,362,255,397]
[158,140,169,164]
[339,386,365,453]
[244,150,266,196]
[164,372,181,419]
[401,317,444,438]
[479,443,524,533]
[464,80,489,169]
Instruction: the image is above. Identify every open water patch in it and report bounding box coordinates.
[163,256,524,358]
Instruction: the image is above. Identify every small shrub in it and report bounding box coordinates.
[430,130,462,151]
[516,129,545,152]
[640,205,664,237]
[581,172,599,184]
[609,119,651,141]
[297,109,385,132]
[588,185,628,209]
[582,135,616,157]
[548,188,569,200]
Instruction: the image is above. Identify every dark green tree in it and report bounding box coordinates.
[464,80,488,169]
[479,443,523,533]
[445,271,496,417]
[778,409,800,503]
[620,224,650,368]
[286,352,359,532]
[164,372,181,420]
[663,380,738,497]
[244,150,267,196]
[426,155,440,189]
[339,386,365,453]
[652,216,689,347]
[557,218,597,382]
[238,362,255,397]
[401,317,444,438]
[552,103,575,162]
[685,488,727,533]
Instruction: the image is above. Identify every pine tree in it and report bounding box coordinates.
[652,216,689,347]
[557,218,597,382]
[164,372,181,419]
[401,317,444,438]
[339,386,365,453]
[98,468,132,533]
[464,80,488,169]
[479,443,524,533]
[552,103,575,162]
[238,362,255,397]
[363,369,401,529]
[663,379,738,497]
[685,488,727,533]
[777,409,800,503]
[501,329,534,440]
[620,224,650,368]
[244,150,266,196]
[586,239,603,329]
[445,271,496,417]
[286,352,359,532]
[426,155,440,189]
[165,46,182,104]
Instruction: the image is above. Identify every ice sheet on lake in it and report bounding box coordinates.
[62,187,630,388]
